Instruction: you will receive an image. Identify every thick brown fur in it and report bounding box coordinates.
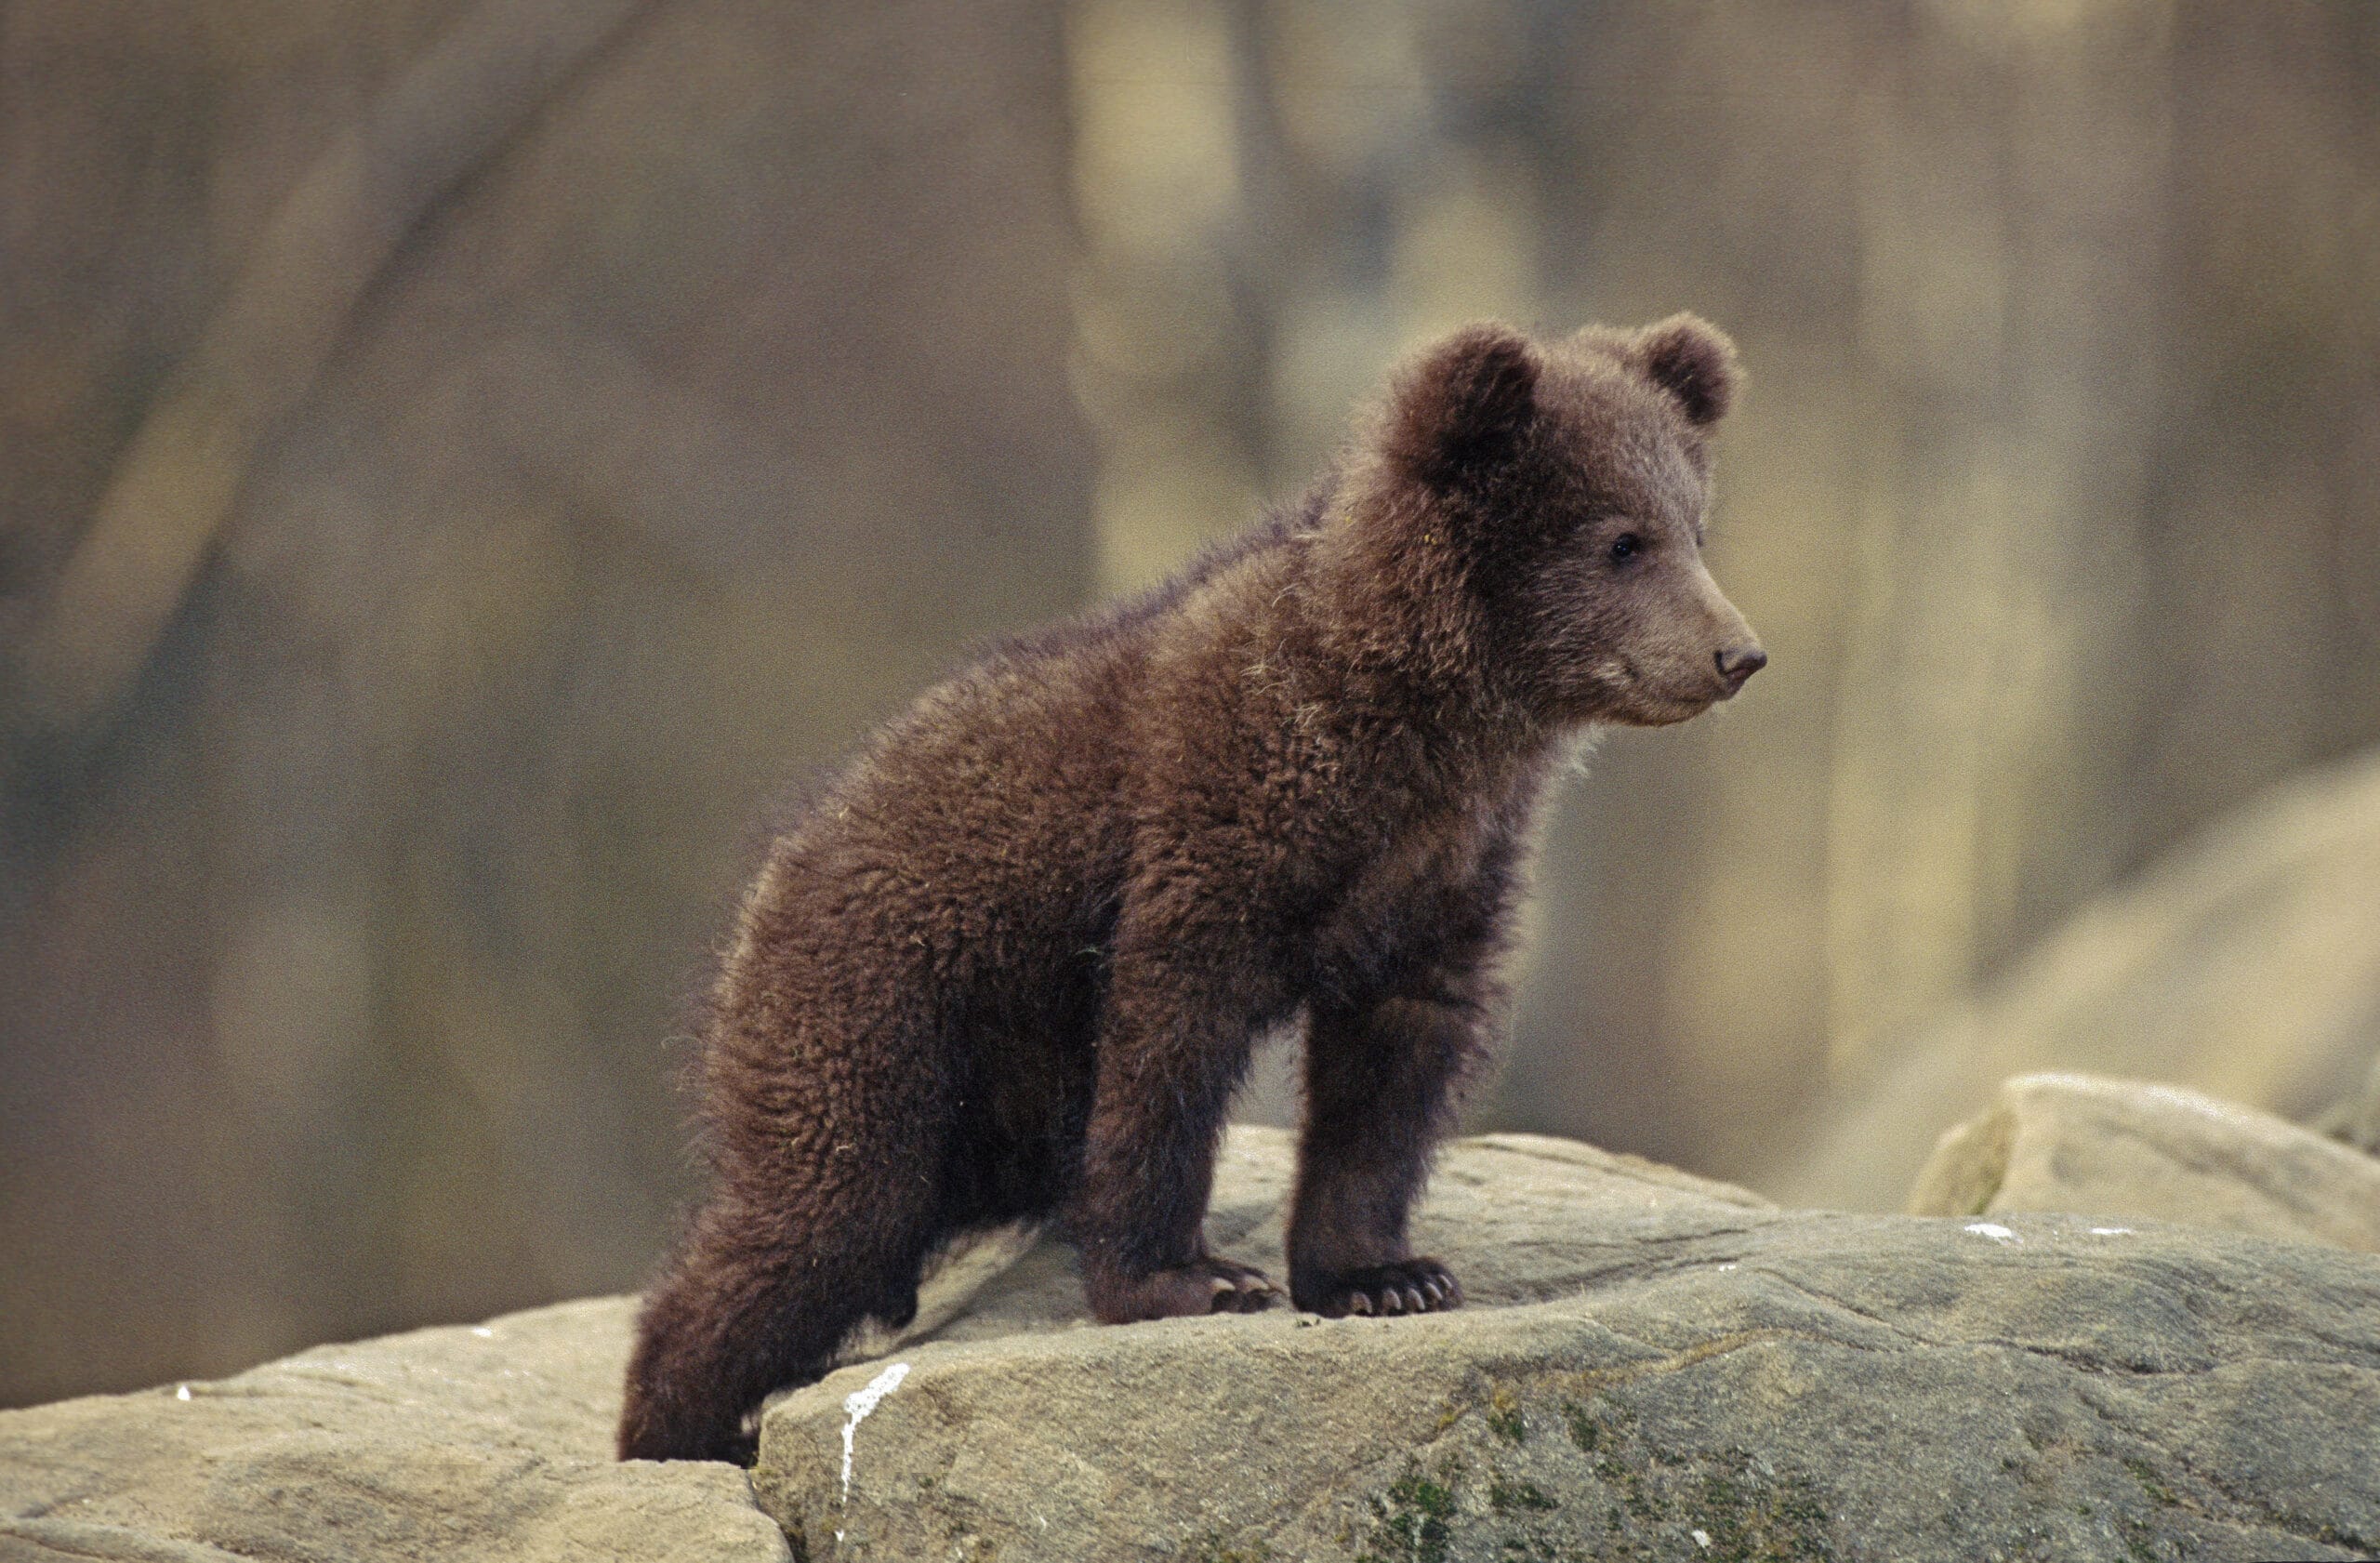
[617,316,1765,1464]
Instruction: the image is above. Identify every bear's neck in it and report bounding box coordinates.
[1289,473,1554,804]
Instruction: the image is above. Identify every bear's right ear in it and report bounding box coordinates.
[1382,325,1541,489]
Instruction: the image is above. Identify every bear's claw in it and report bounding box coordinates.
[1305,1257,1463,1319]
[1090,1255,1279,1322]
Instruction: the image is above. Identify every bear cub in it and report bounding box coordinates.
[619,315,1765,1464]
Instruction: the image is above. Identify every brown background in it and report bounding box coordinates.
[4,0,2376,1407]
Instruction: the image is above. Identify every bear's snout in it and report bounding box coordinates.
[1715,644,1767,695]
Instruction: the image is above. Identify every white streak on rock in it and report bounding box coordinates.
[1964,1222,2020,1244]
[2088,1226,2134,1237]
[840,1361,911,1510]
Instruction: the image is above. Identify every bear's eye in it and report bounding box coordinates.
[1608,533,1643,564]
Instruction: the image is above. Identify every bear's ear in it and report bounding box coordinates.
[1627,313,1739,427]
[1383,324,1541,487]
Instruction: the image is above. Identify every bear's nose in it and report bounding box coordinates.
[1716,645,1767,686]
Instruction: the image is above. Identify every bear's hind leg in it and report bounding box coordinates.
[616,1179,945,1463]
[618,1029,954,1464]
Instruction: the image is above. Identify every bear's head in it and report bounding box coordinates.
[1350,314,1765,729]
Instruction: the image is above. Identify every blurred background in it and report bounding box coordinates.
[5,0,2377,1409]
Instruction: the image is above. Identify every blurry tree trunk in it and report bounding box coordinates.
[0,0,1090,1406]
[1822,4,2170,1067]
[19,0,655,734]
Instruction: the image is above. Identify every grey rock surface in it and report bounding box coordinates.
[762,1127,2380,1562]
[1910,1071,2380,1252]
[1768,746,2380,1209]
[0,1297,787,1563]
[8,1126,2377,1563]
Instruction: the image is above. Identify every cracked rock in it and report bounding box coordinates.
[0,1298,788,1563]
[759,1126,2380,1562]
[1910,1071,2380,1254]
[5,1128,2373,1563]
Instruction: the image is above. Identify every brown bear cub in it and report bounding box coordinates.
[618,316,1765,1464]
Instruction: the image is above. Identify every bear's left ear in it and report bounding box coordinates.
[1628,313,1739,427]
[1383,324,1542,488]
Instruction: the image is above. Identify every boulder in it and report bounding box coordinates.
[759,1127,2380,1562]
[1768,747,2380,1209]
[1909,1071,2380,1253]
[0,1297,788,1563]
[0,1128,1761,1563]
[7,1127,2377,1563]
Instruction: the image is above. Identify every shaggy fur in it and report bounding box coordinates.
[617,316,1765,1464]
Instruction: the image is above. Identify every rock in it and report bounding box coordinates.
[759,1126,2380,1563]
[9,1127,2377,1563]
[1768,746,2380,1210]
[1908,1072,2380,1254]
[0,1297,787,1563]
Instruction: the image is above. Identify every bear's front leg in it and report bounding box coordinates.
[1073,944,1282,1322]
[1288,987,1486,1317]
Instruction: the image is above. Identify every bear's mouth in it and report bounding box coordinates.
[1605,655,1725,724]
